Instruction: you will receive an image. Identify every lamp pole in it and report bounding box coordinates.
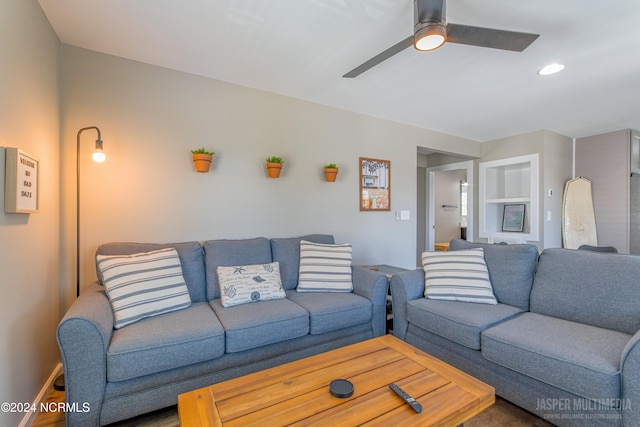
[75,126,104,297]
[54,126,105,391]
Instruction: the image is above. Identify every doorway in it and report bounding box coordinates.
[426,161,474,254]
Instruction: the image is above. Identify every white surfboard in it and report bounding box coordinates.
[562,177,597,249]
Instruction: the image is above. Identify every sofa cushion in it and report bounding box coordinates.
[482,312,631,402]
[406,298,522,350]
[210,298,309,352]
[217,262,285,307]
[449,239,539,310]
[106,302,225,382]
[97,248,192,329]
[530,248,640,335]
[271,234,335,290]
[422,249,497,304]
[286,290,371,335]
[96,241,206,302]
[203,238,272,300]
[297,240,353,292]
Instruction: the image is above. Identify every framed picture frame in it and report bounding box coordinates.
[4,147,39,213]
[359,157,390,211]
[502,204,525,232]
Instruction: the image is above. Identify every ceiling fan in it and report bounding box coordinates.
[343,0,539,78]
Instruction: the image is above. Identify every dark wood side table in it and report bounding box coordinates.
[367,264,409,334]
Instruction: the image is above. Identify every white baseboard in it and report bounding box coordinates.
[19,363,63,427]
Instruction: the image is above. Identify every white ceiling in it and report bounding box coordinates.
[38,0,640,142]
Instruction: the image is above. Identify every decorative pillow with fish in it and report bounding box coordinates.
[217,262,285,307]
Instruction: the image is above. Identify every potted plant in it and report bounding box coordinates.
[323,163,339,182]
[191,148,214,173]
[266,156,284,178]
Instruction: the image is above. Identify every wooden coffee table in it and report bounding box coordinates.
[178,335,494,426]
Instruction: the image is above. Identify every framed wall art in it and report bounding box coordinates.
[359,157,390,211]
[502,204,525,232]
[4,147,39,213]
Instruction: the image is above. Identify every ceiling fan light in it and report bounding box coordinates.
[414,24,446,51]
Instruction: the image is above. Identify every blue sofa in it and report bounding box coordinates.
[391,239,640,427]
[57,234,388,426]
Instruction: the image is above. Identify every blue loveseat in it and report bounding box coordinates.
[391,239,640,427]
[57,234,388,426]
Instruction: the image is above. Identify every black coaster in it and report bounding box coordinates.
[329,379,354,398]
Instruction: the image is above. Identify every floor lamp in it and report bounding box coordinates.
[54,126,106,391]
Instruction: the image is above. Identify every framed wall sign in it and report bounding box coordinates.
[5,148,39,213]
[359,157,390,211]
[502,204,525,232]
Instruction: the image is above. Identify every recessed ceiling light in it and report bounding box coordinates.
[538,63,565,76]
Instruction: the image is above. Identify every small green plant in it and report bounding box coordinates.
[324,163,338,169]
[191,147,215,155]
[266,156,283,163]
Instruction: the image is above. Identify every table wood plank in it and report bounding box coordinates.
[178,335,494,427]
[216,347,403,421]
[225,359,440,427]
[178,388,222,427]
[286,372,453,426]
[209,338,389,401]
[377,335,495,404]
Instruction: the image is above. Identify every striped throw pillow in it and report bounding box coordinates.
[297,240,353,292]
[97,248,192,328]
[422,248,497,304]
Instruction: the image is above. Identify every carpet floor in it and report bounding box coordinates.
[33,387,552,426]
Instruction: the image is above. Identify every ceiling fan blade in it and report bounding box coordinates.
[343,36,414,78]
[446,23,539,52]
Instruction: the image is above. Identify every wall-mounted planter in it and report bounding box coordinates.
[266,162,282,178]
[191,148,215,173]
[324,167,339,182]
[266,157,284,178]
[193,153,213,173]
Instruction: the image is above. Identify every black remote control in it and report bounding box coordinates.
[389,383,422,413]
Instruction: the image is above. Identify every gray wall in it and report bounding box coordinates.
[0,1,60,425]
[480,130,573,249]
[543,131,574,248]
[58,45,481,296]
[575,130,631,252]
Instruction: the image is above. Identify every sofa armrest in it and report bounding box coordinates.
[57,282,114,426]
[621,329,640,426]
[352,266,388,337]
[390,269,424,341]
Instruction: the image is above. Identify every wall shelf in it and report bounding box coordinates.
[479,154,539,242]
[485,197,531,204]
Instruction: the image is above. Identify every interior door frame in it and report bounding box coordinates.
[427,160,474,251]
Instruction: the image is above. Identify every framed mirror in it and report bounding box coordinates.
[359,157,390,211]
